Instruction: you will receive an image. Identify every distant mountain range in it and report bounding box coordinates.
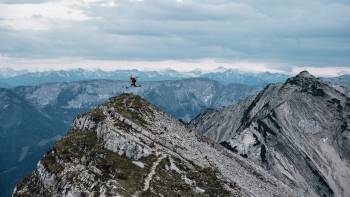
[15,78,260,122]
[0,78,259,197]
[321,75,350,97]
[3,68,350,88]
[0,68,289,87]
[323,74,350,87]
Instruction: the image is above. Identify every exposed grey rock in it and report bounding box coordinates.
[2,78,260,197]
[191,71,350,197]
[14,94,294,197]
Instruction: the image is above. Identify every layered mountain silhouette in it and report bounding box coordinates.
[191,71,350,196]
[15,78,259,122]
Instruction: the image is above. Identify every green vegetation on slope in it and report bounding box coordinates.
[107,93,154,127]
[16,130,158,196]
[142,156,237,196]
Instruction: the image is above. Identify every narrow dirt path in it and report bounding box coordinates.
[132,154,166,196]
[142,154,166,192]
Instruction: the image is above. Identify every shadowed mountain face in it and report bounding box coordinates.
[13,94,295,196]
[191,71,350,196]
[0,89,66,197]
[1,78,259,197]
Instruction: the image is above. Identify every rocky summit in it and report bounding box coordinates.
[1,78,260,197]
[13,93,293,197]
[191,71,350,197]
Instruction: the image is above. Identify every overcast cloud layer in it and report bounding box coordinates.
[0,0,349,74]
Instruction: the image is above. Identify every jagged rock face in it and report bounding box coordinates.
[191,71,350,197]
[14,94,294,197]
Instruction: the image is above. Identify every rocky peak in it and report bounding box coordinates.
[106,93,156,122]
[296,70,314,78]
[285,70,318,86]
[191,72,350,197]
[14,93,294,197]
[283,70,341,98]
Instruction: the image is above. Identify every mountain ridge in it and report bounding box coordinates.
[1,78,260,197]
[191,71,350,196]
[13,93,294,196]
[6,71,350,196]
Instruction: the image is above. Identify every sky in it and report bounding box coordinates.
[0,0,349,76]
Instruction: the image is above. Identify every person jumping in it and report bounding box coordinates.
[130,74,141,87]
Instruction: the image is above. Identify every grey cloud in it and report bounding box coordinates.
[0,0,349,68]
[0,0,48,3]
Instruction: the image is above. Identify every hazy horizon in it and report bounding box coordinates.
[1,0,349,77]
[1,62,350,77]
